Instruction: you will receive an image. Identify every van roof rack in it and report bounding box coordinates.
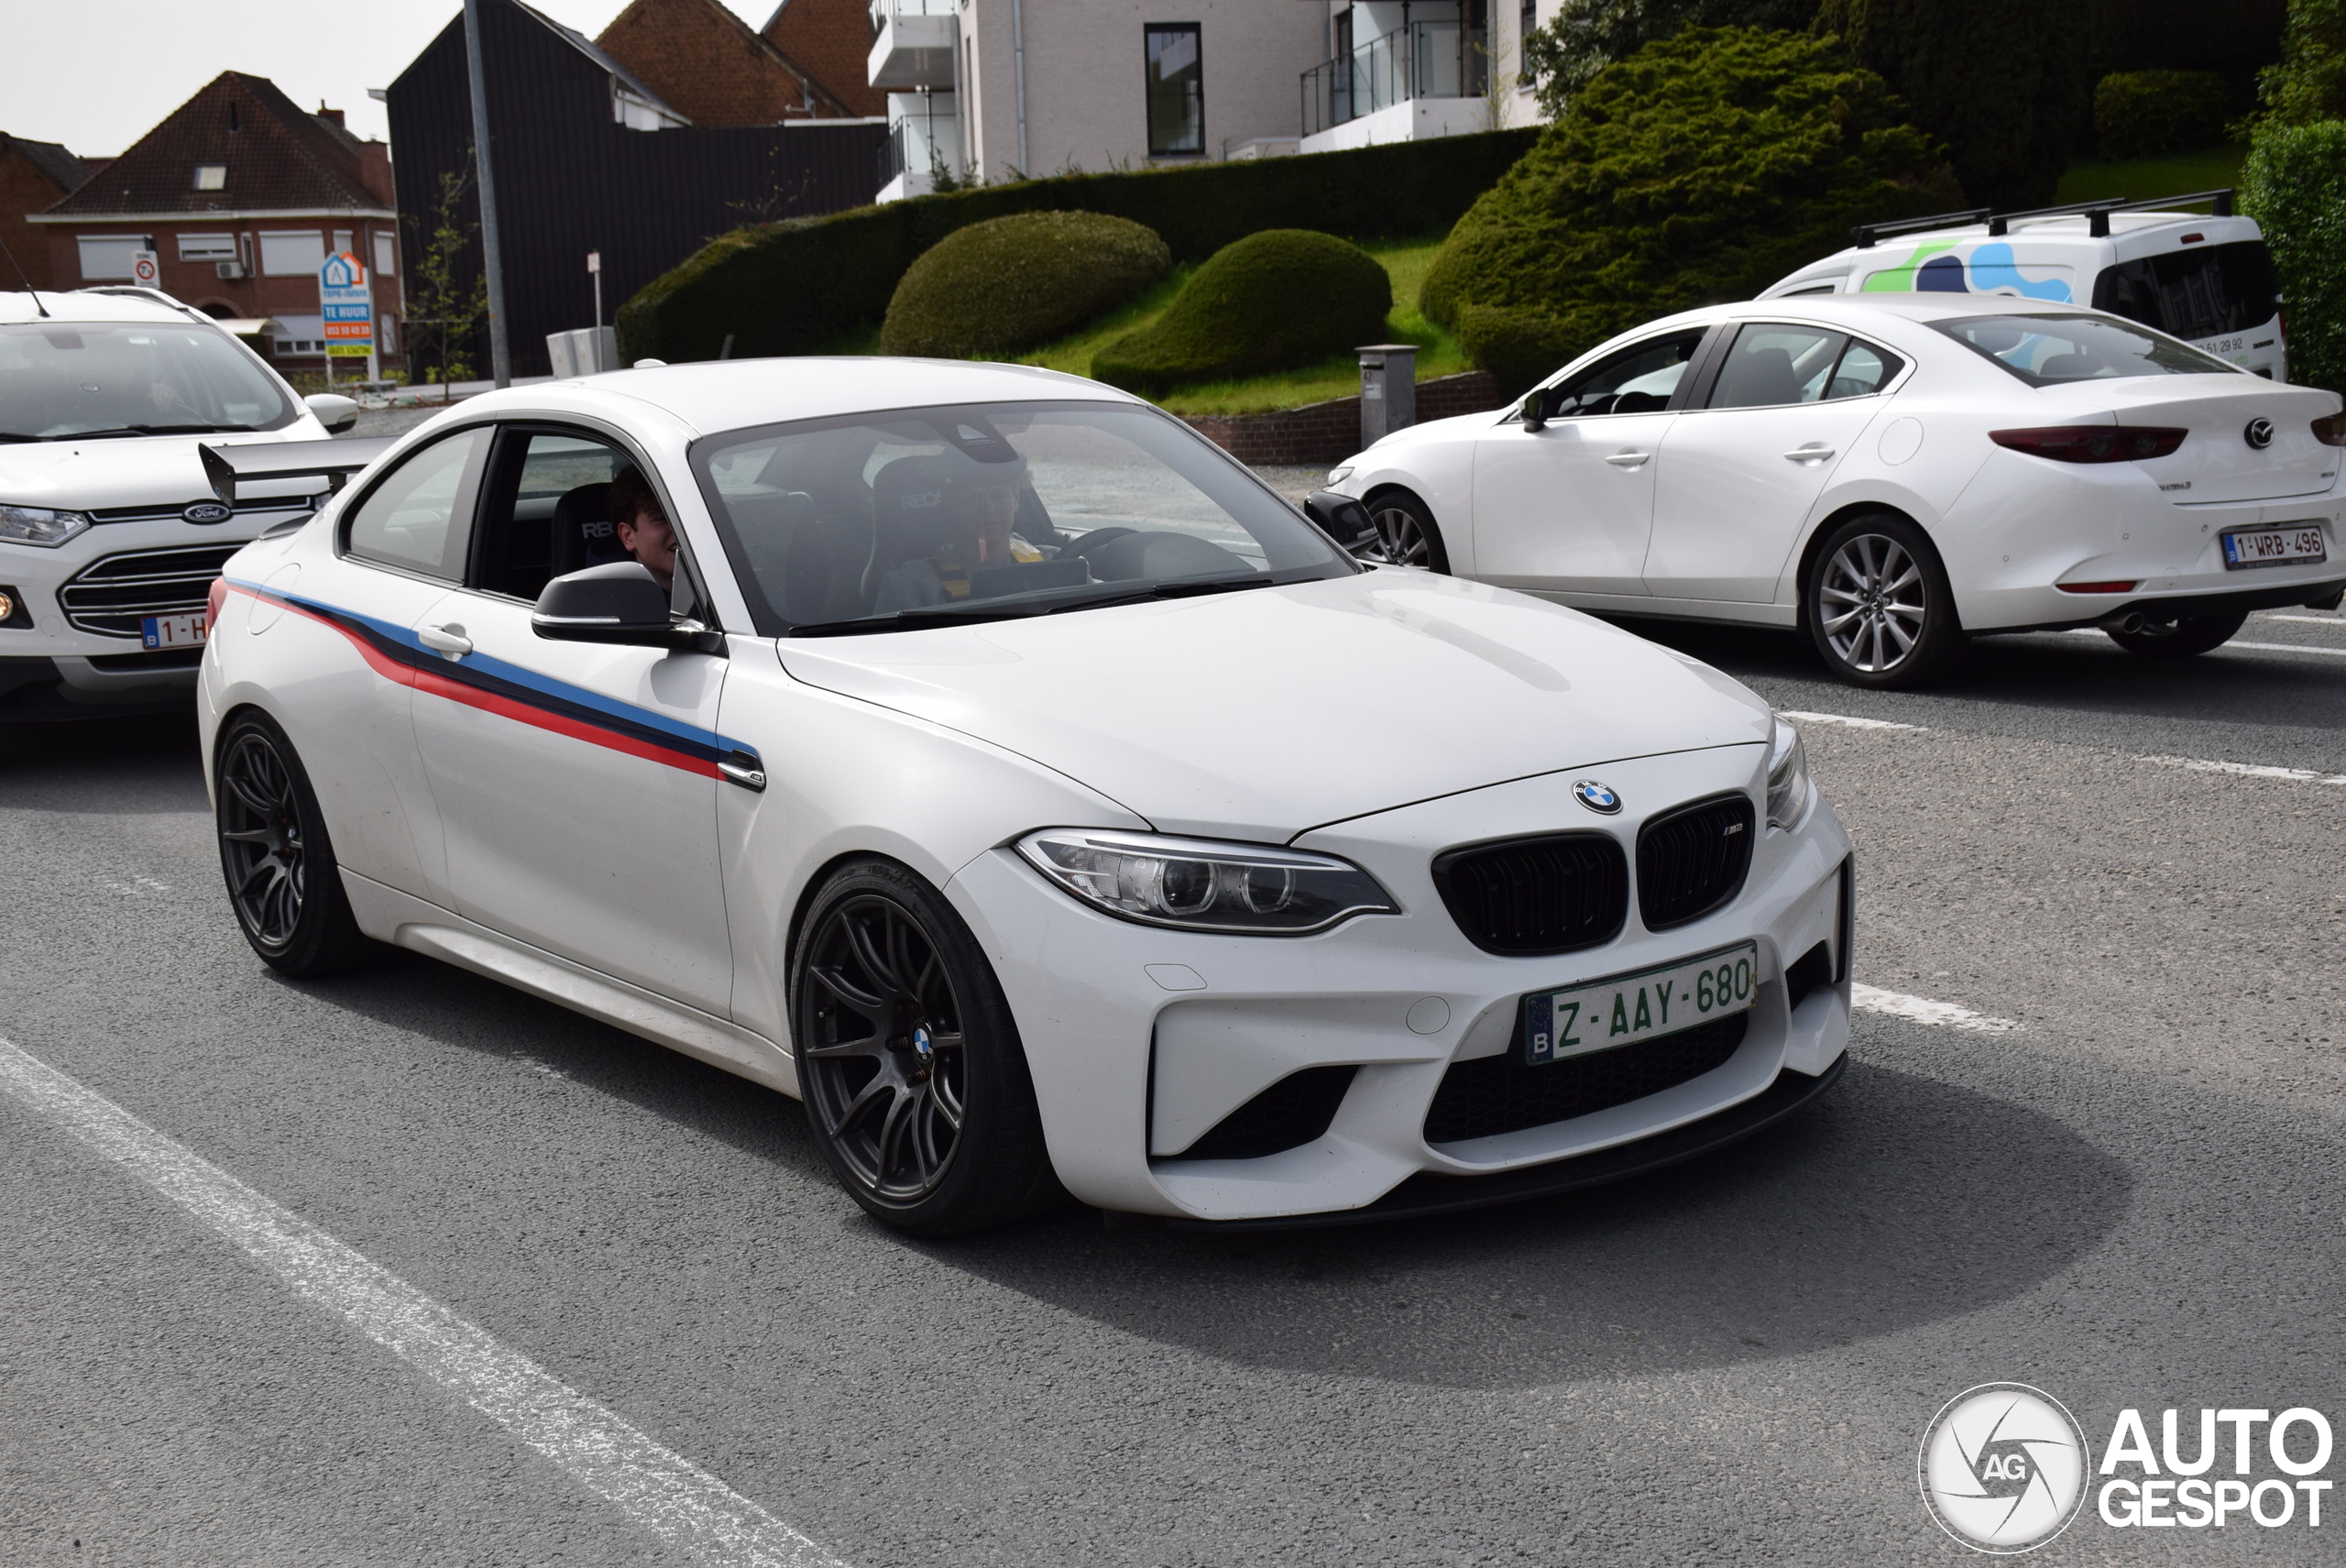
[1853,188,2237,248]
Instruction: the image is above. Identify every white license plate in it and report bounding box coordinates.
[2222,524,2327,569]
[1523,941,1759,1066]
[141,612,208,649]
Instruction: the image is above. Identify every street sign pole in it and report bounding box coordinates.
[588,250,601,329]
[464,0,511,389]
[321,251,375,389]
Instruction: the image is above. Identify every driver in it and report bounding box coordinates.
[871,451,1043,613]
[608,466,677,594]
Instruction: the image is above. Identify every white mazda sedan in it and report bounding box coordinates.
[199,359,1853,1234]
[1323,297,2346,686]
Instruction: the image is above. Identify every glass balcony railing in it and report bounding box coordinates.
[1299,23,1487,137]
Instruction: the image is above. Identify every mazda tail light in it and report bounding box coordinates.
[1990,426,2188,463]
[2312,413,2346,447]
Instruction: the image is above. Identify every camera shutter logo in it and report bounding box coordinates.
[1918,1383,2091,1552]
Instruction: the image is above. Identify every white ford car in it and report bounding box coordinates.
[0,289,357,718]
[1323,296,2346,687]
[199,358,1853,1234]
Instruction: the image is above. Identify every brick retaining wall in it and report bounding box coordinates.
[1180,370,1506,467]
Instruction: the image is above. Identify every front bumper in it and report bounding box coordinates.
[949,743,1853,1223]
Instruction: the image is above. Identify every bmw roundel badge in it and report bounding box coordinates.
[182,500,233,524]
[1573,779,1622,815]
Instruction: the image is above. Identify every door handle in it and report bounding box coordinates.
[1603,451,1651,467]
[1782,444,1836,463]
[718,749,766,792]
[418,623,472,660]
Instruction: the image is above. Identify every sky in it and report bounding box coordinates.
[3,0,776,157]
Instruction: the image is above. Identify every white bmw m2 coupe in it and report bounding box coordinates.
[200,359,1853,1234]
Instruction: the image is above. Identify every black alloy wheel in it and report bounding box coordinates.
[1349,489,1451,572]
[214,711,373,975]
[2104,609,2248,657]
[1803,511,1966,689]
[792,861,1057,1235]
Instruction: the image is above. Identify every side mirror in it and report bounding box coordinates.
[1301,488,1372,547]
[303,392,359,433]
[1519,389,1550,433]
[532,562,676,646]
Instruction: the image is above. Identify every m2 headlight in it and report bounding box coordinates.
[0,505,92,548]
[1016,829,1398,935]
[1766,716,1812,830]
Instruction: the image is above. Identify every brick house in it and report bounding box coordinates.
[762,0,887,118]
[0,134,93,291]
[32,72,402,374]
[596,0,860,125]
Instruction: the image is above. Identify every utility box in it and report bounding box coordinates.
[1358,344,1418,448]
[547,326,619,378]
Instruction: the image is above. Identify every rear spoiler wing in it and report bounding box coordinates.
[198,436,396,505]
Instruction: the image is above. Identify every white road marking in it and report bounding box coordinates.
[2227,640,2346,658]
[2256,614,2346,626]
[1776,710,1925,731]
[0,1034,846,1568]
[2138,753,2346,786]
[1851,984,2019,1033]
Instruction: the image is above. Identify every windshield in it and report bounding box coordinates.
[1932,313,2239,387]
[691,400,1355,635]
[0,320,299,440]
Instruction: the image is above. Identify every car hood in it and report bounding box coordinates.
[773,571,1773,841]
[0,427,320,510]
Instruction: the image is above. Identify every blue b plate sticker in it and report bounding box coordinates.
[1523,941,1760,1066]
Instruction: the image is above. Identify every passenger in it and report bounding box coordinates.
[608,466,677,593]
[871,453,1043,614]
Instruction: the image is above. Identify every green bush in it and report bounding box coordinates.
[2243,120,2346,390]
[617,130,1538,367]
[2254,0,2346,127]
[2095,71,2233,159]
[1520,0,1823,117]
[1091,231,1392,396]
[1420,27,1957,397]
[1816,0,2093,210]
[879,212,1170,358]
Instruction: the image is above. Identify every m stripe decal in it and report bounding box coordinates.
[228,581,733,777]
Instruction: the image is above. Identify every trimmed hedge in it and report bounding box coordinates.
[1420,27,1957,397]
[2243,120,2346,391]
[2095,71,2233,159]
[617,129,1538,365]
[880,212,1170,358]
[1091,231,1392,395]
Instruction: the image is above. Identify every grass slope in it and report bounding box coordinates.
[1019,237,1470,415]
[2055,145,2245,204]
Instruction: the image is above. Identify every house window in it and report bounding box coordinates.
[1519,0,1538,88]
[258,231,325,278]
[1144,24,1202,158]
[333,229,355,258]
[178,234,238,262]
[75,236,146,280]
[193,163,227,191]
[372,231,397,278]
[379,313,400,354]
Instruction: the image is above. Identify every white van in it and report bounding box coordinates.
[1759,190,2286,381]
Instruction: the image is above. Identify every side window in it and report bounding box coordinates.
[343,429,487,576]
[1707,325,1847,410]
[1546,329,1708,418]
[470,429,630,600]
[1825,338,1905,400]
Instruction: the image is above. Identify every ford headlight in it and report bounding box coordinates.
[1766,716,1812,830]
[1016,829,1398,935]
[0,505,91,548]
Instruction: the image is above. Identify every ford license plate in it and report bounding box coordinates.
[141,612,208,649]
[1523,941,1759,1066]
[2222,524,2327,569]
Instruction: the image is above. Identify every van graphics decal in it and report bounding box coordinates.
[1863,241,2073,302]
[225,579,734,776]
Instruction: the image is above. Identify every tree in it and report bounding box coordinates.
[1814,0,2091,210]
[401,162,489,386]
[2251,0,2346,127]
[1520,0,1821,119]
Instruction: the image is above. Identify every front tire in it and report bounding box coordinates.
[2103,609,2247,657]
[214,710,375,976]
[1803,513,1966,689]
[1352,488,1451,572]
[791,861,1058,1236]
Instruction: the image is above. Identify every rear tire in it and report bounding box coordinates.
[791,860,1059,1236]
[214,710,376,977]
[2103,609,2248,657]
[1352,488,1451,572]
[1803,512,1966,689]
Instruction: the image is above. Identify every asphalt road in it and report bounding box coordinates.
[4,607,2343,1565]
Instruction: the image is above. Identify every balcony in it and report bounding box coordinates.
[877,93,960,203]
[1299,23,1487,152]
[869,0,956,91]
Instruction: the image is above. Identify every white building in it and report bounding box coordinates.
[870,0,1563,203]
